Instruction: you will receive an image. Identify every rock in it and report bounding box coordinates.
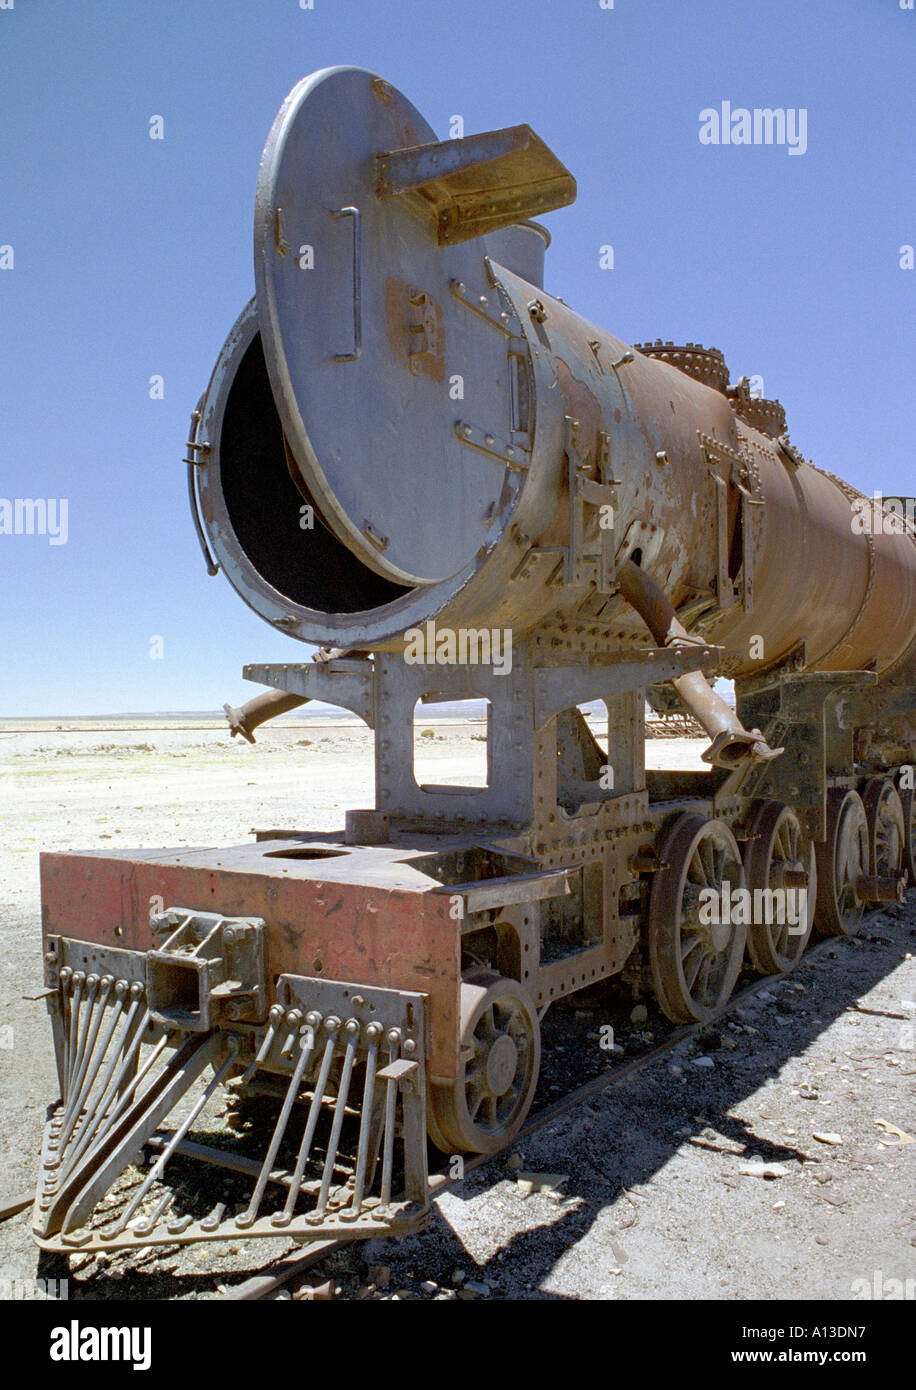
[452,1268,466,1285]
[292,1277,334,1300]
[464,1280,490,1297]
[630,1004,648,1025]
[692,1056,715,1068]
[812,1132,843,1146]
[367,1264,391,1289]
[516,1171,569,1198]
[420,1280,438,1294]
[874,1119,915,1145]
[506,1151,524,1172]
[739,1160,789,1179]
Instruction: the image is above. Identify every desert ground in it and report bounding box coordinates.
[0,713,914,1301]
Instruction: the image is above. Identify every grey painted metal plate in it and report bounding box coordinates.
[254,67,520,585]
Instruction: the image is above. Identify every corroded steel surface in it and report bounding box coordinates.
[40,842,460,1078]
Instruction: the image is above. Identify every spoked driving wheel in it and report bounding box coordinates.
[863,777,907,885]
[648,814,747,1024]
[814,788,869,937]
[427,969,540,1155]
[743,800,816,975]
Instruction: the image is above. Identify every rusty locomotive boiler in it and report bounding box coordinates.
[34,67,916,1256]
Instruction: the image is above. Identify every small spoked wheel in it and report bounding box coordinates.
[743,800,816,975]
[815,788,869,937]
[427,970,540,1155]
[863,777,907,883]
[648,814,747,1024]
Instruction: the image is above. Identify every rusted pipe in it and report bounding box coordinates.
[616,559,783,769]
[224,691,308,744]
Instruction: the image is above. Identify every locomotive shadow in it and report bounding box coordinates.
[28,908,914,1300]
[371,907,915,1299]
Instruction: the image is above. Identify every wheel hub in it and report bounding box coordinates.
[485,1033,518,1097]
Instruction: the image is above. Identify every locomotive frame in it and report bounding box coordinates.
[33,587,915,1254]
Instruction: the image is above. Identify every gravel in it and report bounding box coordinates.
[1,720,914,1300]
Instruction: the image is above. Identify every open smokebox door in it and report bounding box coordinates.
[189,65,577,652]
[251,65,573,588]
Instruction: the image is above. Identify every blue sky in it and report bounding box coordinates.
[1,0,913,715]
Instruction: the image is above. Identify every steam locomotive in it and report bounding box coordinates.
[33,67,916,1256]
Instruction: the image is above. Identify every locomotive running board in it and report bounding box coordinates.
[33,927,430,1253]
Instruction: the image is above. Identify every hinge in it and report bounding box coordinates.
[700,432,763,614]
[564,419,619,592]
[455,419,530,470]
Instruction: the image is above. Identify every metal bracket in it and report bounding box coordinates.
[147,910,267,1031]
[449,274,521,337]
[244,659,375,727]
[701,432,763,613]
[435,868,574,916]
[454,419,530,470]
[564,419,619,591]
[533,645,724,728]
[406,287,439,375]
[728,670,877,839]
